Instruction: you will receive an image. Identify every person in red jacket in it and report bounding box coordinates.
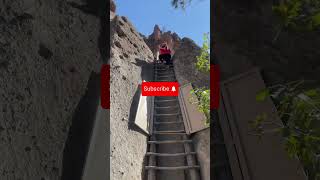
[158,43,172,65]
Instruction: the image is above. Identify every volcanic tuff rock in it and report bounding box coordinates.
[110,0,116,13]
[110,15,153,180]
[145,24,181,58]
[173,38,210,88]
[110,0,116,20]
[0,0,102,179]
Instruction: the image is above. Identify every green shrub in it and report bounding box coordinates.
[272,0,320,41]
[190,87,210,125]
[252,80,320,180]
[189,33,211,125]
[196,33,210,74]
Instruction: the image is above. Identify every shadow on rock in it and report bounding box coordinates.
[127,58,154,135]
[131,58,154,81]
[61,72,100,180]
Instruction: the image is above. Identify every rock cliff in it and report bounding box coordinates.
[173,37,210,88]
[110,14,154,180]
[0,0,102,179]
[144,25,181,58]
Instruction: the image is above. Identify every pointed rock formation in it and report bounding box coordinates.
[110,0,116,20]
[144,24,181,58]
[153,25,161,40]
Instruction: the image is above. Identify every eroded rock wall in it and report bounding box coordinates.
[0,0,101,179]
[110,15,153,180]
[144,25,181,58]
[173,38,210,88]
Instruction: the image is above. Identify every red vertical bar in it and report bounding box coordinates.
[210,64,220,109]
[101,64,110,109]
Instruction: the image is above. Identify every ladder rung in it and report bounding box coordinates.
[155,68,174,70]
[155,65,174,67]
[155,99,178,102]
[155,69,173,71]
[153,130,185,134]
[154,68,173,70]
[154,121,183,124]
[155,106,178,109]
[146,152,196,157]
[155,73,173,75]
[145,165,200,170]
[155,67,173,69]
[155,80,176,82]
[155,78,175,80]
[155,72,174,74]
[148,140,192,144]
[155,75,175,78]
[155,113,180,117]
[155,79,174,82]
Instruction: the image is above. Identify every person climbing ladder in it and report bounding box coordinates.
[158,43,172,65]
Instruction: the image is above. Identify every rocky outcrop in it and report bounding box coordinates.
[173,38,210,88]
[0,1,101,179]
[145,25,181,58]
[193,129,210,180]
[110,0,116,13]
[110,0,116,20]
[110,15,154,180]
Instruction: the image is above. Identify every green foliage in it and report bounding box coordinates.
[272,0,320,41]
[190,87,210,125]
[195,33,210,74]
[272,0,302,29]
[251,80,320,180]
[188,33,211,126]
[256,89,270,102]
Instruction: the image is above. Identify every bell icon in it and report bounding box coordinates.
[171,86,176,92]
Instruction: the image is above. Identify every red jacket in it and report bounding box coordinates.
[159,47,171,55]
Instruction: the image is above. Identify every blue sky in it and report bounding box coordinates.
[115,0,210,46]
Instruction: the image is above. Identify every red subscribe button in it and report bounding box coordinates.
[142,82,179,96]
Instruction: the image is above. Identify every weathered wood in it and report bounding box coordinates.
[146,152,197,156]
[148,140,192,144]
[179,83,208,134]
[218,68,307,180]
[145,166,200,170]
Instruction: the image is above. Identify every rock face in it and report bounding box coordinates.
[173,38,210,88]
[214,0,320,85]
[193,128,210,180]
[110,0,116,20]
[110,0,116,13]
[0,1,101,179]
[145,25,181,58]
[110,15,154,180]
